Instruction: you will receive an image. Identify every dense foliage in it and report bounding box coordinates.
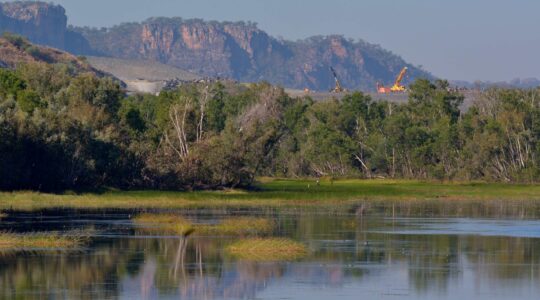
[0,63,538,191]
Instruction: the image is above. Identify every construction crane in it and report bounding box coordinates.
[377,67,408,94]
[329,67,347,93]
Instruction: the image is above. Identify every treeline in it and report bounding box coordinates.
[0,63,539,191]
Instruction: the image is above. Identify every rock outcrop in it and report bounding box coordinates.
[75,19,431,91]
[0,1,93,54]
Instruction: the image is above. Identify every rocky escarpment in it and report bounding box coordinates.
[0,1,93,54]
[0,1,432,91]
[77,19,292,81]
[76,19,431,91]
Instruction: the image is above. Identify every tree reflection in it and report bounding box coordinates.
[1,203,540,299]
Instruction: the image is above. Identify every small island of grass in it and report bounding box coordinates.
[132,214,274,236]
[0,232,86,250]
[226,238,307,261]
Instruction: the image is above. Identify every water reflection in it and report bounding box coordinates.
[0,200,540,299]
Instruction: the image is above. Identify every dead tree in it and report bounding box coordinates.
[165,98,191,160]
[196,85,210,142]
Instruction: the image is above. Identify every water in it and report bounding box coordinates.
[1,201,540,300]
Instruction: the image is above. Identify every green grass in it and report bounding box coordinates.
[133,214,273,236]
[226,238,307,261]
[132,214,194,235]
[0,232,85,250]
[198,217,274,236]
[0,179,539,211]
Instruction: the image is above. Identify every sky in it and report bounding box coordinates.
[14,0,540,81]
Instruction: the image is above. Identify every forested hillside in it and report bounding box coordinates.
[1,57,538,191]
[0,33,103,75]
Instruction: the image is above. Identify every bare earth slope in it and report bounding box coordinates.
[86,56,201,94]
[86,56,200,82]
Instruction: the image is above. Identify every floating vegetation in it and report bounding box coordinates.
[0,232,87,250]
[226,238,307,261]
[199,217,274,236]
[341,219,357,229]
[133,214,273,236]
[132,214,194,235]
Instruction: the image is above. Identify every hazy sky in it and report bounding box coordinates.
[14,0,540,81]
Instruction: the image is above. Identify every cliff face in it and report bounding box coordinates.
[0,1,93,54]
[76,19,430,90]
[0,1,432,91]
[0,1,66,48]
[78,19,292,81]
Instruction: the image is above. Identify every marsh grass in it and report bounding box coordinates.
[226,238,307,261]
[132,214,194,235]
[198,217,274,235]
[0,213,6,219]
[0,232,86,250]
[132,214,273,236]
[1,179,539,211]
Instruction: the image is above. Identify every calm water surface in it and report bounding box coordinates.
[1,201,540,300]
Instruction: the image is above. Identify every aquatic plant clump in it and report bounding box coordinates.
[133,214,274,236]
[226,238,307,261]
[132,214,194,235]
[0,232,85,250]
[199,217,274,236]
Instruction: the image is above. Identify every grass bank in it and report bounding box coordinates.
[0,179,539,211]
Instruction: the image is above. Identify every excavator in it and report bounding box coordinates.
[377,67,408,94]
[329,67,347,93]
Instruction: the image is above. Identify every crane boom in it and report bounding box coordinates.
[329,67,345,93]
[390,67,408,92]
[377,66,409,94]
[394,67,408,86]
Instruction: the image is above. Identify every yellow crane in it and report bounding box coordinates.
[390,67,408,92]
[377,67,408,94]
[330,67,347,93]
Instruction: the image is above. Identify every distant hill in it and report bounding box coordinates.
[0,1,433,91]
[0,33,103,76]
